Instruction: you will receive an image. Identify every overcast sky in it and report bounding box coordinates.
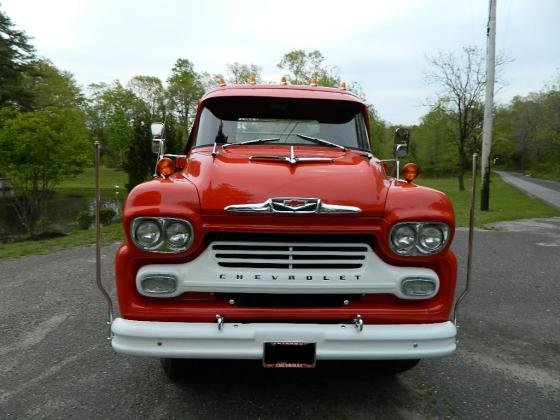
[2,0,559,124]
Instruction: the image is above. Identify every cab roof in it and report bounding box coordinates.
[201,84,365,105]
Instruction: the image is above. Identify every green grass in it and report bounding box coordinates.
[418,173,560,227]
[0,224,124,260]
[57,167,128,191]
[52,166,127,203]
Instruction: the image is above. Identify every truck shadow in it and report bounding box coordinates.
[167,360,418,417]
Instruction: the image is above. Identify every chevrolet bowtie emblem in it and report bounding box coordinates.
[224,197,361,214]
[274,198,318,212]
[281,199,308,208]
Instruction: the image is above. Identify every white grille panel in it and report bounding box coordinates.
[136,241,440,298]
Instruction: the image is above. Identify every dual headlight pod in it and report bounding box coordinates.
[131,217,193,253]
[389,222,449,256]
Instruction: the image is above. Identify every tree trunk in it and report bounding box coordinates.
[458,141,466,191]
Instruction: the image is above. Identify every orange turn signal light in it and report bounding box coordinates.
[402,163,419,182]
[156,157,175,178]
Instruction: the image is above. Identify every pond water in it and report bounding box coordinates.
[0,189,124,243]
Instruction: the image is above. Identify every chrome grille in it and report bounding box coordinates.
[212,242,368,269]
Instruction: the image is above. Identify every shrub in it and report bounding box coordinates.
[76,211,94,229]
[99,208,116,226]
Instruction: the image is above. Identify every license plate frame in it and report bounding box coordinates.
[263,341,317,368]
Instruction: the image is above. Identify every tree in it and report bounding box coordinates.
[277,49,339,87]
[166,58,204,141]
[0,108,89,234]
[368,106,390,157]
[198,71,222,92]
[493,87,560,179]
[226,62,262,84]
[85,81,139,168]
[123,112,154,190]
[277,49,366,99]
[425,47,489,190]
[0,8,35,108]
[22,59,84,110]
[128,75,165,119]
[414,106,457,176]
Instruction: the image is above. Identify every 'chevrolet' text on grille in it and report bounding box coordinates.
[218,274,362,281]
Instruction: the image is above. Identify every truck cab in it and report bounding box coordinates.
[111,83,457,378]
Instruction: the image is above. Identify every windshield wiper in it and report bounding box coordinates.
[222,138,280,148]
[296,133,347,151]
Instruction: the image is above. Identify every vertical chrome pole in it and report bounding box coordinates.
[94,140,114,340]
[453,153,477,326]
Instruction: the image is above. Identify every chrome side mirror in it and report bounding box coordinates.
[152,139,164,155]
[151,122,164,138]
[394,127,410,158]
[151,123,165,156]
[395,143,408,158]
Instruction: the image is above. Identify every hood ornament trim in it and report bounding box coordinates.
[225,197,361,214]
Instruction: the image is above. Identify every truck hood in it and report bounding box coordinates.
[184,146,390,217]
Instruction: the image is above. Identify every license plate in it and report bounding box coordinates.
[263,342,316,368]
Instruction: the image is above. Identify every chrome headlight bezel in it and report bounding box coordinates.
[131,217,194,253]
[389,222,450,256]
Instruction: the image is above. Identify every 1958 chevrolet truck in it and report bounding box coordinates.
[108,81,459,379]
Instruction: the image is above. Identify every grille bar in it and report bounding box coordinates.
[217,262,363,269]
[212,241,368,270]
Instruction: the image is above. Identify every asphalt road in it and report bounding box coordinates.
[1,220,560,419]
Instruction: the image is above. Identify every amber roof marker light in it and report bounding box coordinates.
[402,163,419,183]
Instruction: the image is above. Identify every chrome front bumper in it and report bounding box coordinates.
[111,318,457,360]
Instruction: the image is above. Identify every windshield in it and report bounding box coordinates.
[193,98,370,150]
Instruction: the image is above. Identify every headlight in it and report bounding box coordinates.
[390,225,417,254]
[134,220,162,250]
[418,224,446,253]
[165,221,191,249]
[389,222,449,256]
[131,217,194,253]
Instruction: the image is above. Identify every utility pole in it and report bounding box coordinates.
[481,0,497,211]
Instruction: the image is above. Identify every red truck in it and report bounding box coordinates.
[109,82,458,378]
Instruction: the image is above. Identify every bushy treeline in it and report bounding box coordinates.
[403,82,560,181]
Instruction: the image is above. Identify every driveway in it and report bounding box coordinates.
[1,220,560,418]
